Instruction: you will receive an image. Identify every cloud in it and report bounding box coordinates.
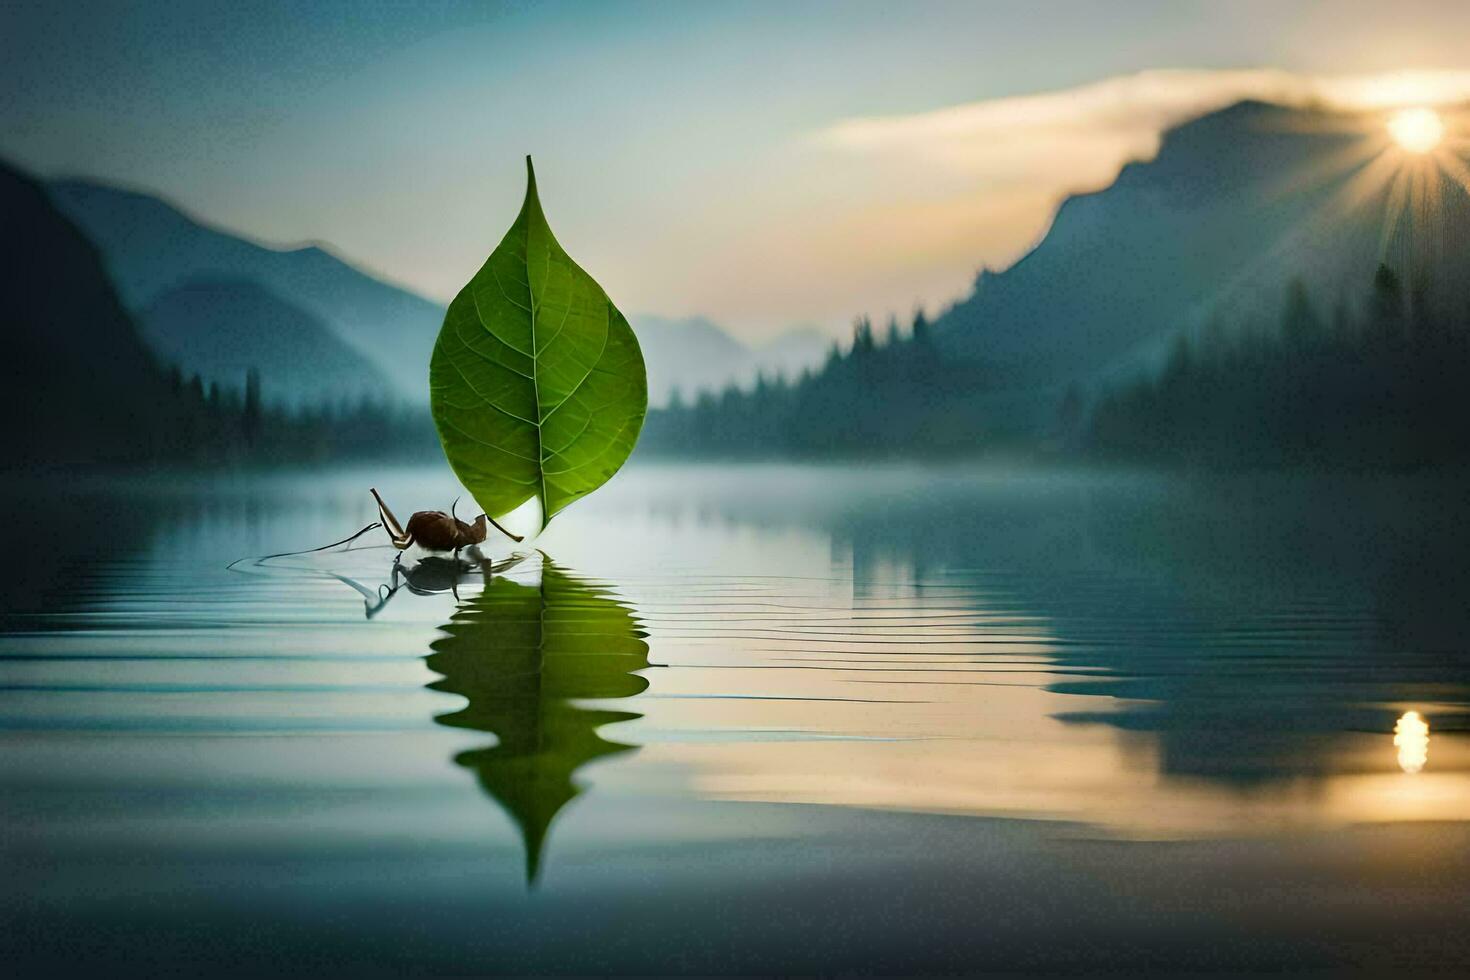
[818,68,1470,181]
[779,67,1470,329]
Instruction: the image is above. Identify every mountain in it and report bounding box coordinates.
[630,314,828,406]
[139,279,394,407]
[644,99,1470,463]
[935,99,1470,394]
[46,179,828,412]
[0,160,178,464]
[47,180,444,403]
[755,325,831,382]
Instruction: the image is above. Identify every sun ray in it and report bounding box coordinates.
[1189,105,1470,325]
[1434,146,1470,197]
[1379,166,1412,257]
[1178,150,1400,329]
[1337,150,1403,212]
[1266,136,1386,202]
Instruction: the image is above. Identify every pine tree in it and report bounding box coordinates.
[911,308,931,346]
[1281,278,1321,346]
[1370,264,1405,342]
[243,366,262,445]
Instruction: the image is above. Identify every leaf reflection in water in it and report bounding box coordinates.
[425,556,649,883]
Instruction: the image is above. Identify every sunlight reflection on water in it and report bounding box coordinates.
[1395,710,1430,773]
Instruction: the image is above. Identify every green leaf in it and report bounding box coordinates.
[425,558,649,883]
[430,157,647,531]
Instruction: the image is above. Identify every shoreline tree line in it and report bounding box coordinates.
[640,265,1470,471]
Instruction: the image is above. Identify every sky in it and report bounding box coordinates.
[6,0,1470,342]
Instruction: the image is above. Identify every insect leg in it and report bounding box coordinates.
[370,488,409,545]
[483,515,524,543]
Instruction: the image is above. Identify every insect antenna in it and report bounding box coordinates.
[227,521,383,570]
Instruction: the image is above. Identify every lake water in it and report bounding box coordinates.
[3,462,1469,974]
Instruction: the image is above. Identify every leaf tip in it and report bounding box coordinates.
[521,155,542,215]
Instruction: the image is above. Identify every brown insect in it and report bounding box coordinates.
[371,487,523,559]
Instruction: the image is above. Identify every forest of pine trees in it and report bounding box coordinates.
[123,265,1470,471]
[133,364,442,467]
[642,265,1470,470]
[1087,266,1470,470]
[640,310,1025,458]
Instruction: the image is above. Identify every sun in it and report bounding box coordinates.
[1388,107,1445,153]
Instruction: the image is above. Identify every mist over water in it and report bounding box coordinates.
[2,462,1469,972]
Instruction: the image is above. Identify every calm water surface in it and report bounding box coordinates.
[3,463,1469,974]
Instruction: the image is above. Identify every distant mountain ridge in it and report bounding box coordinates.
[0,157,447,468]
[48,178,825,410]
[139,278,394,407]
[631,314,827,406]
[1,161,177,463]
[48,179,444,403]
[933,99,1470,393]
